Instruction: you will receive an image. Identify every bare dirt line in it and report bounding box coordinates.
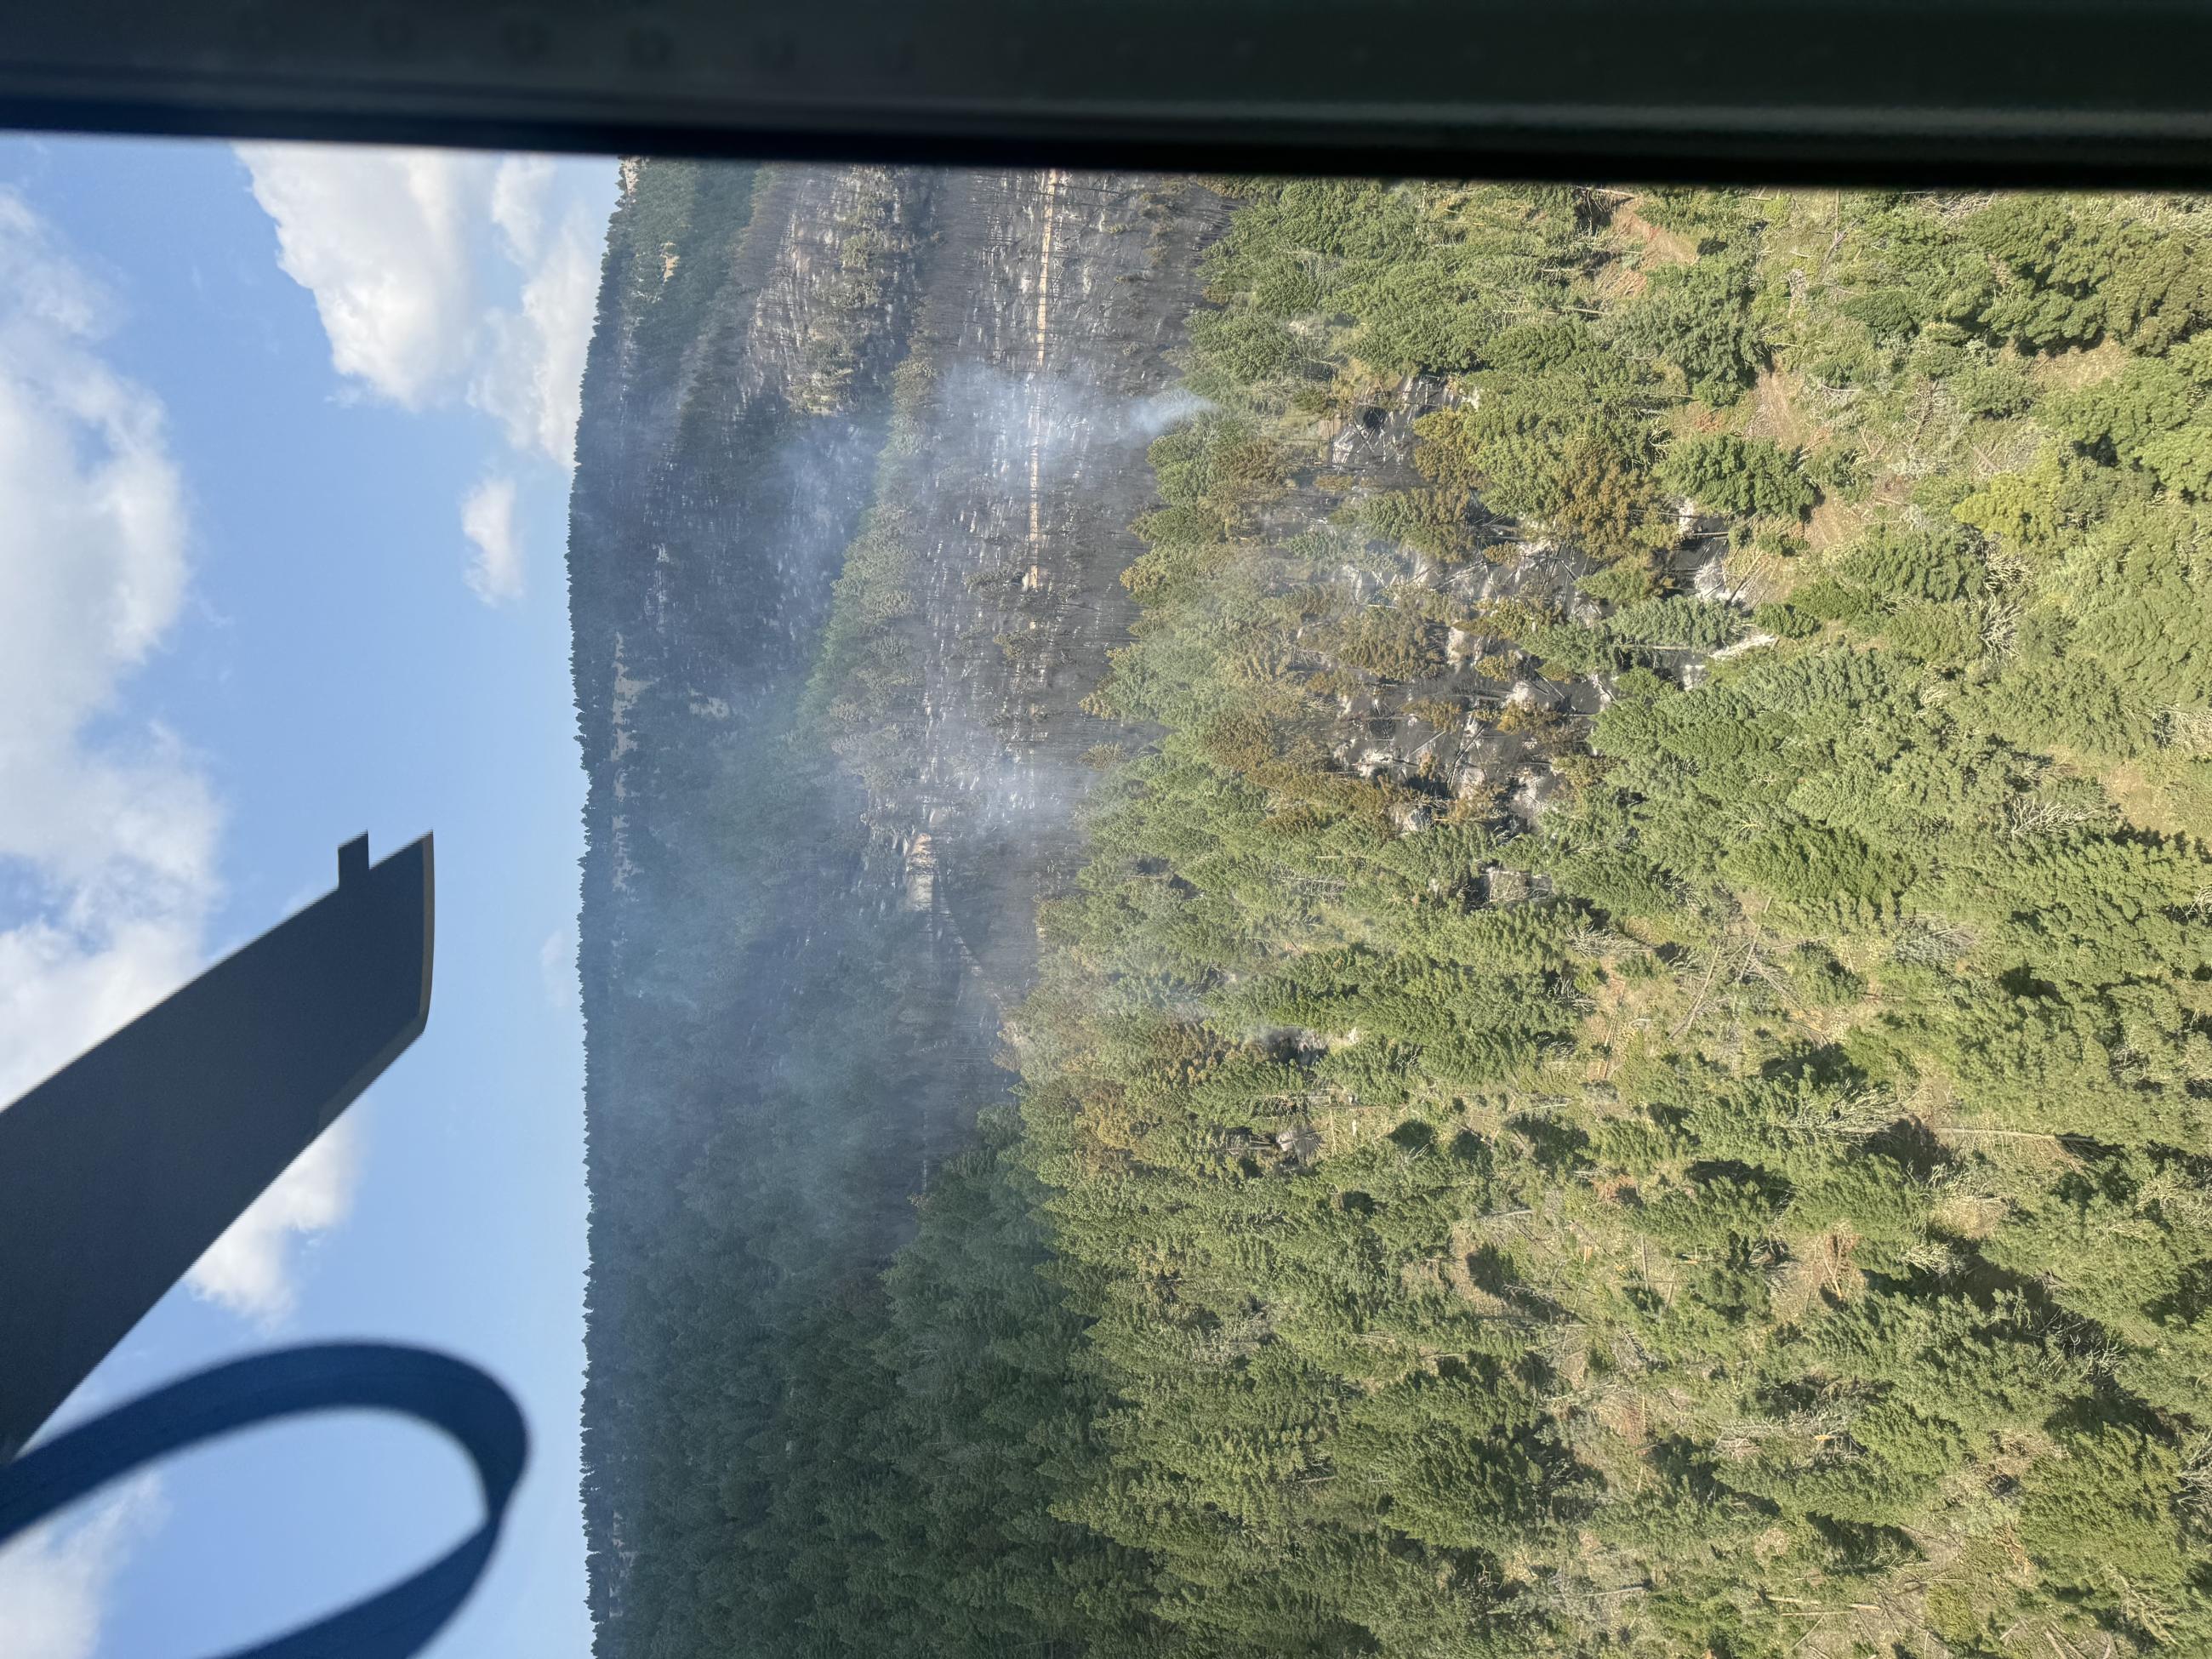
[1804,496,1867,557]
[1612,198,1698,268]
[1743,368,1830,454]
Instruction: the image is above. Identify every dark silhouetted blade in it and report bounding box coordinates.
[0,835,433,1460]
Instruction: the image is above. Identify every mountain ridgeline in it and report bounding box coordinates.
[572,168,2212,1658]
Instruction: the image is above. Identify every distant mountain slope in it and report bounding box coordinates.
[567,159,1225,1654]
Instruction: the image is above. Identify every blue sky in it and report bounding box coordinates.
[0,133,615,1657]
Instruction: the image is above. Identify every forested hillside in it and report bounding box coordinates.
[568,159,1228,1650]
[575,175,2212,1659]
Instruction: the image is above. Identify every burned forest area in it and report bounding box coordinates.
[570,165,2212,1659]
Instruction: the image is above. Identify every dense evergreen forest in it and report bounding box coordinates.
[575,173,2212,1659]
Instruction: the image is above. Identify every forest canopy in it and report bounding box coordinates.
[599,179,2212,1659]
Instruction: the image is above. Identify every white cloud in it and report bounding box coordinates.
[237,145,482,409]
[469,197,601,470]
[0,190,218,1107]
[539,916,577,1012]
[0,1475,166,1659]
[460,474,523,605]
[239,146,613,605]
[239,145,607,474]
[185,1115,363,1325]
[488,154,555,267]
